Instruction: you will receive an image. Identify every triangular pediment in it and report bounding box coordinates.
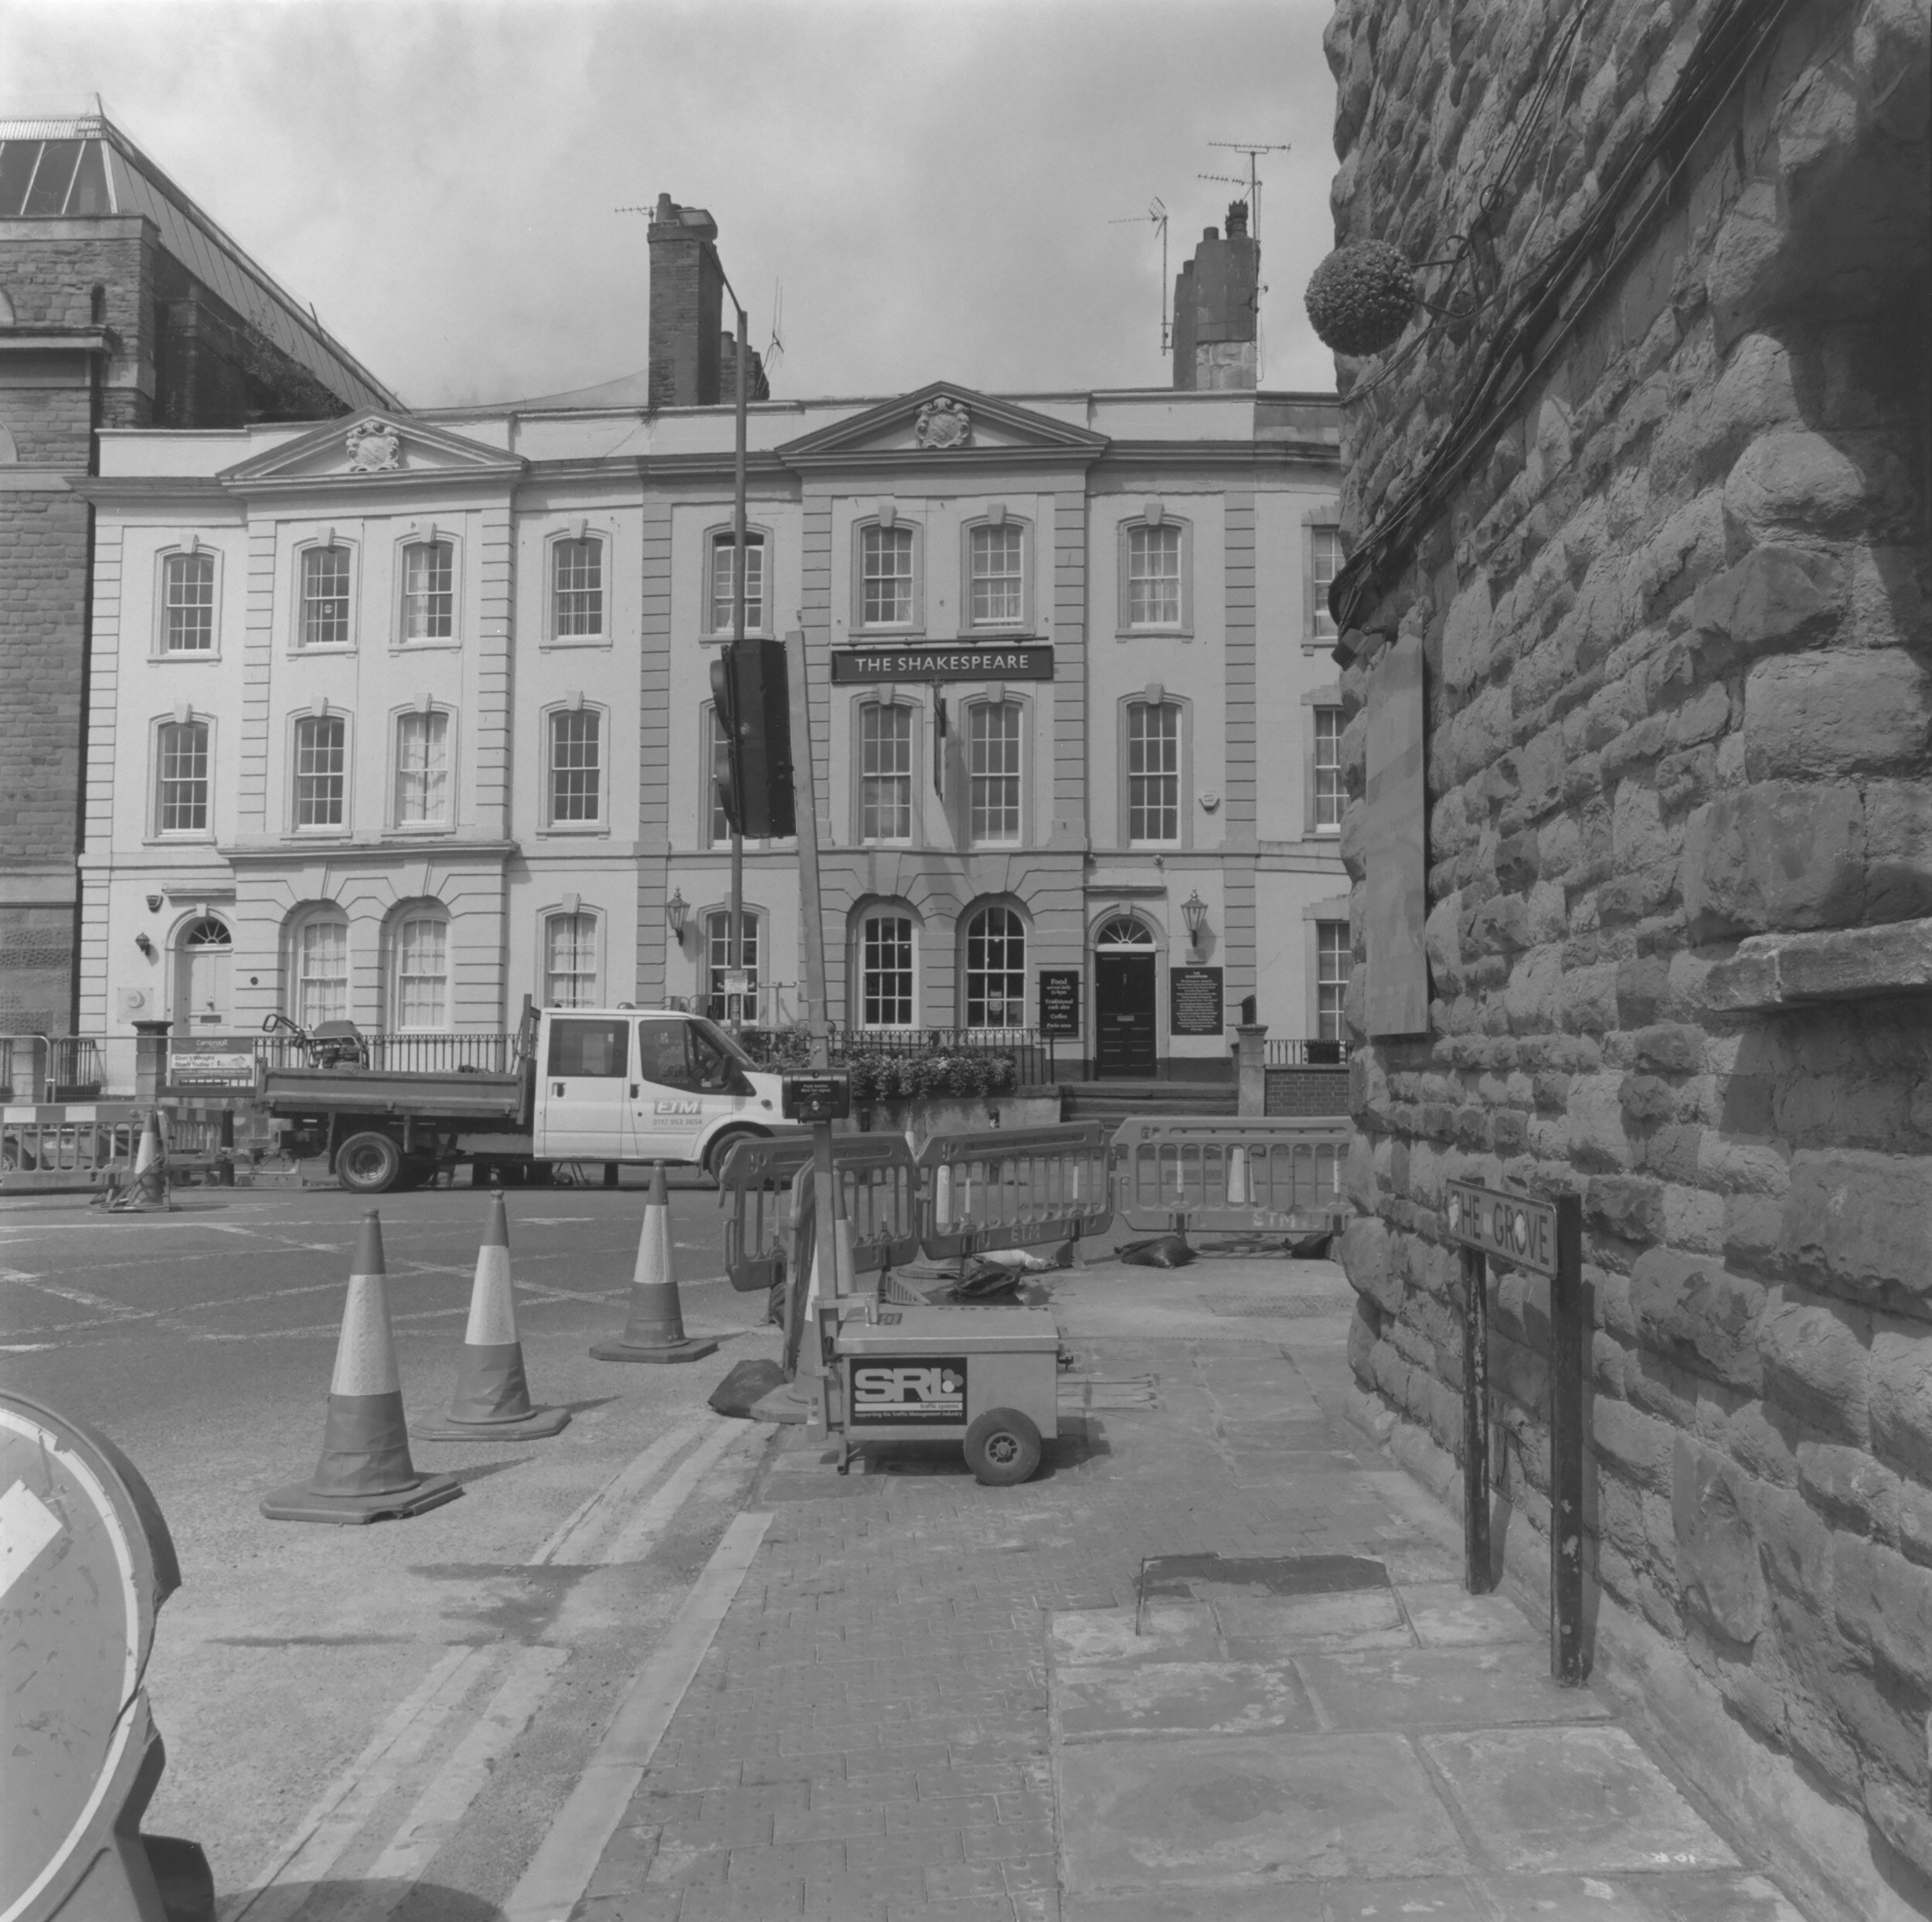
[219,411,524,488]
[778,382,1108,468]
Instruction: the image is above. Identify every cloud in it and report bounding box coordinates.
[2,0,1342,407]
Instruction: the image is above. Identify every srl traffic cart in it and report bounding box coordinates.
[826,1304,1062,1485]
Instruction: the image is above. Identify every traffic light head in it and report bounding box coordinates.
[710,640,795,840]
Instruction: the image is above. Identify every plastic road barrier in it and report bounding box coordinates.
[1111,1114,1350,1235]
[917,1121,1114,1261]
[716,1132,919,1294]
[1,1390,213,1922]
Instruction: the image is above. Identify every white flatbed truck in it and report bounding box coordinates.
[260,1006,787,1194]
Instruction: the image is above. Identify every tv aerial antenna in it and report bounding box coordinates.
[1199,138,1291,245]
[766,280,785,371]
[1108,197,1170,355]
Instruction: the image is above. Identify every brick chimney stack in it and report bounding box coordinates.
[647,193,770,408]
[1172,201,1258,391]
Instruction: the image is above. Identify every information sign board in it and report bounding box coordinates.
[1038,968,1080,1039]
[1168,966,1224,1037]
[168,1036,255,1084]
[781,1072,851,1122]
[1443,1179,1560,1277]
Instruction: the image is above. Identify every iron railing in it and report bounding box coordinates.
[246,1031,522,1077]
[1264,1038,1351,1066]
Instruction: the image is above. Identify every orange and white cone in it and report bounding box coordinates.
[261,1211,461,1523]
[109,1110,172,1211]
[591,1163,717,1363]
[415,1192,568,1441]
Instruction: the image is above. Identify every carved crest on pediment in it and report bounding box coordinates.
[913,396,971,451]
[345,420,403,473]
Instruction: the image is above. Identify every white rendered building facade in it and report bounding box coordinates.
[77,381,1349,1077]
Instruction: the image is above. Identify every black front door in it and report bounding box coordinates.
[1094,952,1158,1078]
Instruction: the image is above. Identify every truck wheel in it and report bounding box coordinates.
[704,1128,764,1182]
[337,1131,403,1195]
[963,1408,1043,1487]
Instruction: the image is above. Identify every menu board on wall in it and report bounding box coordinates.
[1169,967,1224,1036]
[1038,969,1081,1038]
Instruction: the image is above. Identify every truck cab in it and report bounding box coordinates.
[532,1007,784,1175]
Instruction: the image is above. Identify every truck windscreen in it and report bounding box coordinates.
[691,1017,757,1070]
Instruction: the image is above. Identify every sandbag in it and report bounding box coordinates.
[1287,1231,1334,1260]
[709,1357,787,1418]
[948,1263,1024,1301]
[1117,1233,1195,1270]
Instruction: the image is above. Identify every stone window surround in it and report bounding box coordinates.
[849,690,924,848]
[959,688,1032,851]
[958,506,1035,634]
[851,507,924,635]
[1116,502,1194,639]
[1117,685,1193,851]
[383,897,451,1032]
[850,897,922,1030]
[539,696,609,835]
[1302,681,1344,840]
[152,541,223,660]
[538,898,603,1008]
[147,706,216,844]
[701,521,774,638]
[697,900,767,1020]
[1301,502,1342,654]
[958,894,1031,1030]
[392,526,463,651]
[285,704,353,839]
[542,522,614,648]
[288,532,359,655]
[1302,895,1351,1042]
[387,699,459,836]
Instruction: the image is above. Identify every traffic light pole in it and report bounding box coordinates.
[727,294,748,1029]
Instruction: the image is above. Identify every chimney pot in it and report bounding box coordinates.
[1204,227,1218,241]
[655,192,674,221]
[1226,201,1249,236]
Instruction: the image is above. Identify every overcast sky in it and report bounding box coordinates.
[4,0,1343,412]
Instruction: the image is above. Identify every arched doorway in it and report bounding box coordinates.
[174,917,233,1029]
[1094,915,1157,1078]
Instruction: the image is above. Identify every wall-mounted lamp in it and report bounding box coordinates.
[666,887,689,938]
[134,932,157,959]
[1182,890,1209,952]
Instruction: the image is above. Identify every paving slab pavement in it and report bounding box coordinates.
[559,1253,1811,1922]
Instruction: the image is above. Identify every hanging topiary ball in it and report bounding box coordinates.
[1304,240,1418,355]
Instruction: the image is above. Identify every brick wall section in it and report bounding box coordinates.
[1264,1065,1351,1117]
[1323,0,1931,1911]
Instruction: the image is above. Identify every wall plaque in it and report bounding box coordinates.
[1169,966,1224,1036]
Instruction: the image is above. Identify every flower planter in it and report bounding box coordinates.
[847,1089,1063,1155]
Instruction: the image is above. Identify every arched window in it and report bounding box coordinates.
[708,530,766,633]
[858,522,916,628]
[291,912,349,1025]
[964,906,1025,1030]
[1094,916,1155,948]
[294,713,348,828]
[968,521,1024,627]
[544,912,598,1007]
[394,709,451,827]
[400,539,454,640]
[1124,701,1182,845]
[857,911,916,1029]
[390,911,449,1029]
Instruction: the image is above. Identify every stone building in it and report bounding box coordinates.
[1321,0,1930,1915]
[0,108,395,1039]
[76,212,1348,1078]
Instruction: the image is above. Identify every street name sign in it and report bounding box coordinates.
[1443,1179,1559,1276]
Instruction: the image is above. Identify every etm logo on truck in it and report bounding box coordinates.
[849,1358,968,1424]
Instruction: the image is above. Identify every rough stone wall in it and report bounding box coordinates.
[1322,0,1931,1912]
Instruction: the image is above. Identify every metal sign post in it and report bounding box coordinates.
[1443,1179,1585,1684]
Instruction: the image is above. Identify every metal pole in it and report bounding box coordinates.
[1549,1192,1585,1682]
[728,298,748,1029]
[784,628,832,1071]
[1462,1242,1492,1593]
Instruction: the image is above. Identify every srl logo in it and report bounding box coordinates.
[849,1356,968,1424]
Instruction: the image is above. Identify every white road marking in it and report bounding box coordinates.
[529,1417,708,1565]
[224,1645,488,1922]
[500,1512,773,1922]
[597,1420,759,1566]
[0,1479,63,1601]
[0,1267,141,1316]
[341,1645,571,1916]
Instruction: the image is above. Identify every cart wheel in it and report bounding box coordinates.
[963,1407,1043,1487]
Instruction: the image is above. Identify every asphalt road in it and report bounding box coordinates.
[0,1180,781,1920]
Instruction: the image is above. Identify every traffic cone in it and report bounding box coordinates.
[107,1110,172,1212]
[591,1164,718,1363]
[262,1212,461,1523]
[414,1192,569,1441]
